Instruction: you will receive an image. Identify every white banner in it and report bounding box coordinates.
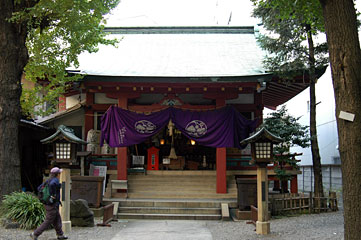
[89,164,107,196]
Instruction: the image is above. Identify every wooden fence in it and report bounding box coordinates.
[97,203,114,227]
[270,191,338,216]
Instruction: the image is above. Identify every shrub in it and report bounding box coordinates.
[0,191,45,230]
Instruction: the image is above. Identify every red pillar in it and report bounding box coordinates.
[216,98,227,194]
[117,97,128,181]
[216,148,227,193]
[290,175,298,193]
[58,96,66,112]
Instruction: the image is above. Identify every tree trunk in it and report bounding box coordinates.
[0,1,29,199]
[320,0,361,239]
[306,28,324,197]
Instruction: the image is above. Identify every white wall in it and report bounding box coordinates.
[66,94,86,109]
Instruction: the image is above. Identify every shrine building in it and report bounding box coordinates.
[37,26,322,198]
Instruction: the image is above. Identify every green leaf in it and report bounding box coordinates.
[11,0,120,117]
[0,192,45,229]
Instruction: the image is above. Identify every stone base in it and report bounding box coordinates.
[90,207,104,218]
[236,210,251,220]
[256,221,270,235]
[62,221,72,234]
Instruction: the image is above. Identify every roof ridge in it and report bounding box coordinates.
[104,26,255,34]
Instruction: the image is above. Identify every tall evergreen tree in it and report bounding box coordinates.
[251,0,328,197]
[262,106,310,190]
[0,0,119,200]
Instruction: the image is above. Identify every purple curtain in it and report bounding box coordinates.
[101,106,257,148]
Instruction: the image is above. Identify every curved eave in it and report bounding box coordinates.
[240,127,283,145]
[263,67,327,109]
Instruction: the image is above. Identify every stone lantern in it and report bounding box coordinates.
[240,127,283,235]
[41,125,88,233]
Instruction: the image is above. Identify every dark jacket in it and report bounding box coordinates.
[38,177,61,206]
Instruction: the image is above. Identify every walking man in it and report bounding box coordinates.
[31,167,68,240]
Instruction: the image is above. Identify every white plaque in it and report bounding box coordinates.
[339,111,355,122]
[163,158,170,164]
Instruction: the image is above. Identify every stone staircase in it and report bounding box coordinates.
[127,170,237,199]
[104,170,238,220]
[112,199,236,220]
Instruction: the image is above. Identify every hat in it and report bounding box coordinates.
[50,167,63,174]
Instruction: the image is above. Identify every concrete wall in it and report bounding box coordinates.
[298,165,342,193]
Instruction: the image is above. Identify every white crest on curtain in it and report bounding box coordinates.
[185,120,207,137]
[135,120,156,134]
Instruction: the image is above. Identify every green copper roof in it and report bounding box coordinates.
[240,127,283,145]
[69,26,268,78]
[40,125,88,145]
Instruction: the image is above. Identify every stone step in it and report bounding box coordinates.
[128,177,236,185]
[128,175,236,180]
[127,183,236,190]
[127,188,237,194]
[118,206,221,214]
[127,192,237,199]
[127,179,235,184]
[117,213,221,220]
[107,199,237,208]
[127,183,237,189]
[128,179,235,185]
[144,171,219,176]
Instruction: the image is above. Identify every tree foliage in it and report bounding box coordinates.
[251,0,324,30]
[251,0,327,196]
[10,0,120,116]
[251,0,328,79]
[262,106,310,181]
[0,0,119,199]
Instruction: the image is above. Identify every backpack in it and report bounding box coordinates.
[38,180,51,204]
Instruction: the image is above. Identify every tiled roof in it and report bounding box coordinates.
[70,26,268,78]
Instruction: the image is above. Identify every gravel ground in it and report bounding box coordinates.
[0,210,344,240]
[208,210,344,240]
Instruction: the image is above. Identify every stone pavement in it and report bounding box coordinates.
[110,220,212,240]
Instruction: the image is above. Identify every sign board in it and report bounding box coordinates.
[89,164,107,196]
[163,158,170,164]
[132,155,145,165]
